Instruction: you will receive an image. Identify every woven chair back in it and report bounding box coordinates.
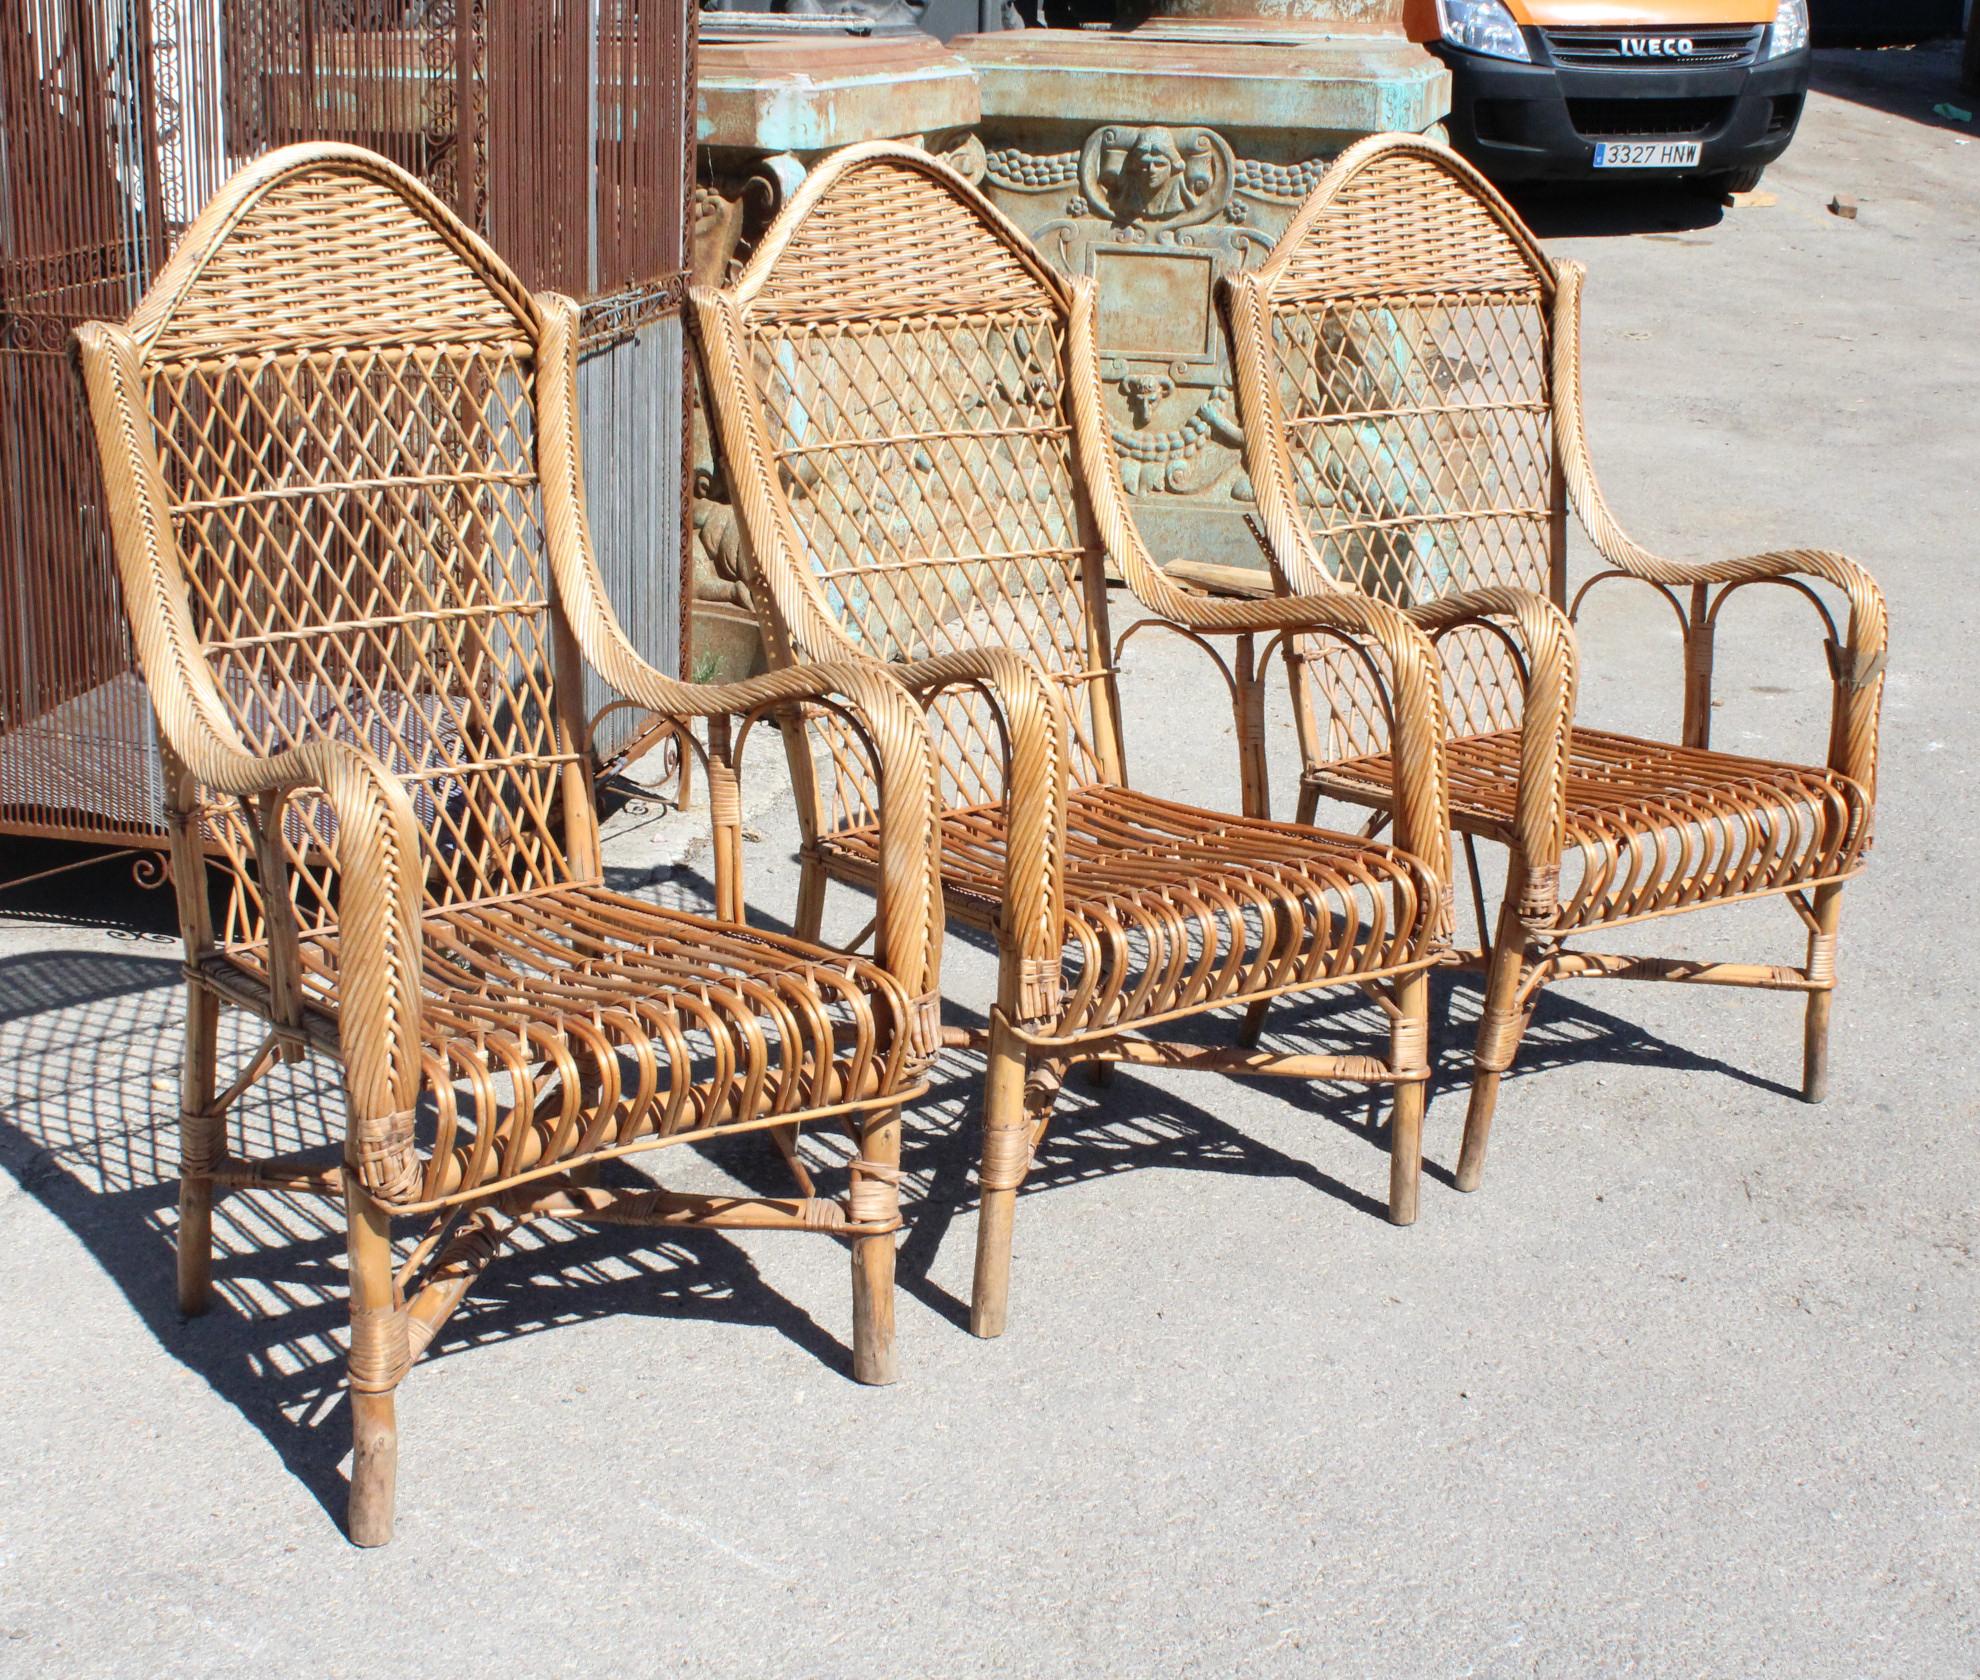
[119,150,595,943]
[1247,139,1561,753]
[710,149,1116,822]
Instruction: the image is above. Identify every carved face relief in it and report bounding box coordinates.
[1081,125,1233,231]
[1123,130,1187,215]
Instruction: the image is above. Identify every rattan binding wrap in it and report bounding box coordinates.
[77,142,947,1545]
[1222,133,1885,1190]
[691,143,1461,1339]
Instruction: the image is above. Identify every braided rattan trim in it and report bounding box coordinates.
[846,1157,903,1229]
[732,143,1072,325]
[179,1110,226,1178]
[347,1303,412,1395]
[978,1122,1033,1194]
[1254,133,1556,305]
[127,143,539,357]
[1389,1003,1427,1064]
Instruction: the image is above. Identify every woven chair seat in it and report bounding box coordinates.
[819,784,1441,1031]
[1308,727,1870,931]
[200,883,917,1206]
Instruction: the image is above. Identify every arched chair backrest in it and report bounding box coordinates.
[696,145,1118,821]
[1236,135,1560,745]
[99,143,594,942]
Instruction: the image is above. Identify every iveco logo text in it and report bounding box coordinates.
[1620,36,1696,57]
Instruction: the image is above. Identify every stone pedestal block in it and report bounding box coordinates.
[957,17,1448,571]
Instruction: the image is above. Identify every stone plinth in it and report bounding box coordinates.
[956,17,1448,571]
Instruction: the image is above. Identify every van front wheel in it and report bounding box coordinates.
[1698,164,1767,198]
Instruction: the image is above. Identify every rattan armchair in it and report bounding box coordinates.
[1221,134,1884,1189]
[75,144,946,1546]
[689,143,1457,1338]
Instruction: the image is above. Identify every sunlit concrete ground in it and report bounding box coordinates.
[1,40,1974,1678]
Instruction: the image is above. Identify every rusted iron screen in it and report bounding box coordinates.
[0,0,694,851]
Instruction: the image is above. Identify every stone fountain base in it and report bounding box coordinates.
[956,16,1449,572]
[683,10,1449,681]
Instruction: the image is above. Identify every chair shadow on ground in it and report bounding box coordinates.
[0,869,1799,1521]
[656,876,1807,1333]
[0,940,865,1530]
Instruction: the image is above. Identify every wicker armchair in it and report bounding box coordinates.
[1221,134,1885,1189]
[690,143,1457,1338]
[75,144,945,1546]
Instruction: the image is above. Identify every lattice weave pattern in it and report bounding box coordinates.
[132,169,570,948]
[1224,132,1886,1196]
[1263,144,1556,756]
[741,160,1111,817]
[84,144,939,1216]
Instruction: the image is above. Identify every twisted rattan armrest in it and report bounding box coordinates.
[1551,260,1888,797]
[891,647,1071,1023]
[1405,587,1580,926]
[1127,585,1455,900]
[1174,536,1571,928]
[76,316,430,1203]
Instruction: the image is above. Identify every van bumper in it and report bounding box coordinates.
[1433,39,1812,184]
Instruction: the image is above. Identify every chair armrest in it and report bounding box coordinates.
[238,738,428,1203]
[1552,263,1888,795]
[1137,588,1454,930]
[533,295,944,1041]
[1062,278,1450,910]
[1407,588,1579,926]
[892,648,1070,1024]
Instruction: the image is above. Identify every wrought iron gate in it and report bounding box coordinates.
[1,0,695,856]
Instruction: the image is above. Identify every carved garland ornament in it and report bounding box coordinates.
[984,142,1330,207]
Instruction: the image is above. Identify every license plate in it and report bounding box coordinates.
[1594,141,1704,169]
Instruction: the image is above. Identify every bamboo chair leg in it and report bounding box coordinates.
[793,853,828,945]
[850,1106,901,1386]
[1293,781,1321,829]
[1233,637,1271,822]
[1458,868,1537,1195]
[971,1013,1032,1339]
[345,1184,402,1548]
[178,982,220,1316]
[1802,881,1845,1104]
[1388,971,1431,1226]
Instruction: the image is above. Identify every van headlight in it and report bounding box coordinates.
[1436,0,1532,62]
[1767,0,1810,57]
